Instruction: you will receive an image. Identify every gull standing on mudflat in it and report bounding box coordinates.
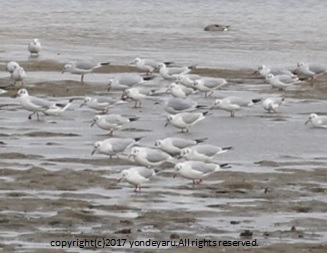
[193,77,227,97]
[296,62,327,84]
[16,88,73,120]
[118,167,156,192]
[161,97,207,114]
[129,147,174,168]
[5,61,20,76]
[173,161,230,185]
[12,66,26,86]
[211,96,261,117]
[91,137,142,158]
[179,144,232,162]
[165,111,208,133]
[91,114,139,135]
[154,137,207,156]
[122,87,156,108]
[305,114,327,128]
[158,63,194,80]
[28,38,41,56]
[80,96,126,113]
[266,73,299,90]
[62,60,110,84]
[256,65,295,78]
[262,97,285,113]
[167,82,195,98]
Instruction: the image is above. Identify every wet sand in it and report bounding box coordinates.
[0,60,327,253]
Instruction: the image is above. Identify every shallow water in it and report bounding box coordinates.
[1,0,327,68]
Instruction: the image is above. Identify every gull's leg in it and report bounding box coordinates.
[81,74,84,84]
[28,112,36,120]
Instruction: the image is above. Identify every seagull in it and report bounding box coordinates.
[161,97,207,114]
[61,60,110,84]
[122,87,155,108]
[118,167,156,192]
[28,38,41,56]
[154,137,207,156]
[158,63,195,80]
[305,113,327,128]
[193,77,227,97]
[15,88,73,120]
[256,65,295,78]
[210,96,261,117]
[91,137,142,158]
[12,66,26,86]
[175,74,201,88]
[90,114,139,135]
[107,74,154,91]
[266,73,299,90]
[173,161,230,185]
[296,62,327,84]
[167,82,195,98]
[130,57,173,75]
[262,97,285,113]
[179,144,232,162]
[5,61,20,76]
[129,147,174,168]
[165,111,208,133]
[80,96,126,113]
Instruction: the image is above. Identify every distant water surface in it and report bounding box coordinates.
[1,0,327,68]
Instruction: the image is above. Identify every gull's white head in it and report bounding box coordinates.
[61,63,72,74]
[16,88,28,97]
[180,148,191,157]
[165,115,174,127]
[305,113,318,125]
[154,140,163,148]
[158,63,165,69]
[91,141,102,155]
[173,163,183,178]
[118,169,130,182]
[266,73,274,80]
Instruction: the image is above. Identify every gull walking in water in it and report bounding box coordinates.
[28,38,41,56]
[165,111,208,133]
[173,161,230,186]
[12,66,26,86]
[80,96,126,113]
[262,97,285,113]
[179,144,232,162]
[91,137,142,158]
[266,73,299,90]
[91,114,139,135]
[129,147,174,168]
[154,137,207,156]
[305,114,327,128]
[15,88,73,120]
[296,62,327,85]
[211,96,261,117]
[62,60,110,84]
[193,77,227,97]
[118,167,156,192]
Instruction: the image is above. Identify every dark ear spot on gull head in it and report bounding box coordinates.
[204,24,230,32]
